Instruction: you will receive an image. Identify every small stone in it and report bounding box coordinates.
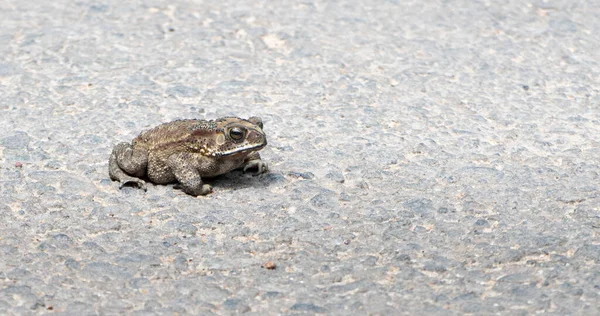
[575,244,600,262]
[1,132,31,149]
[493,273,538,293]
[422,262,447,273]
[263,172,286,184]
[474,219,489,227]
[394,254,411,262]
[264,291,283,298]
[339,192,351,201]
[51,233,74,249]
[287,171,314,179]
[326,171,345,183]
[175,255,189,271]
[494,250,524,264]
[65,259,80,270]
[177,222,198,235]
[129,278,150,289]
[264,261,277,270]
[44,160,61,169]
[310,191,337,209]
[438,207,449,214]
[404,198,434,214]
[290,303,327,313]
[223,298,250,313]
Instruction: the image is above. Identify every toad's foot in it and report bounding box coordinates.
[243,159,269,174]
[174,183,213,196]
[119,177,147,191]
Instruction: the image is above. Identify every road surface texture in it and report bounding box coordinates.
[1,0,599,314]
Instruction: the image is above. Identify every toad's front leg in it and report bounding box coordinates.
[167,153,212,196]
[242,152,268,174]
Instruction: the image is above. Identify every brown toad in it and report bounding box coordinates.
[109,116,268,196]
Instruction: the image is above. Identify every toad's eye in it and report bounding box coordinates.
[229,127,245,141]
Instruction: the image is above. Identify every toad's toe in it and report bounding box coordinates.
[244,160,269,174]
[120,178,147,191]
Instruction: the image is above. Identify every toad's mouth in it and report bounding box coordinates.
[217,142,267,157]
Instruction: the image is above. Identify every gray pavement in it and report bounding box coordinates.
[1,0,599,314]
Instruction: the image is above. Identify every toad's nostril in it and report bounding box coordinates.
[247,131,266,144]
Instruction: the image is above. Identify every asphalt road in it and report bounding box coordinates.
[1,0,599,314]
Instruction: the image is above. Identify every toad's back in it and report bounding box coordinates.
[133,119,216,151]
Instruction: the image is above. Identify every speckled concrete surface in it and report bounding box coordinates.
[1,0,599,314]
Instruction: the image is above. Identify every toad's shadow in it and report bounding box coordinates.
[205,169,286,192]
[118,169,286,195]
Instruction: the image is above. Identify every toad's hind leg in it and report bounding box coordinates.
[109,142,148,190]
[167,153,212,196]
[113,142,148,176]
